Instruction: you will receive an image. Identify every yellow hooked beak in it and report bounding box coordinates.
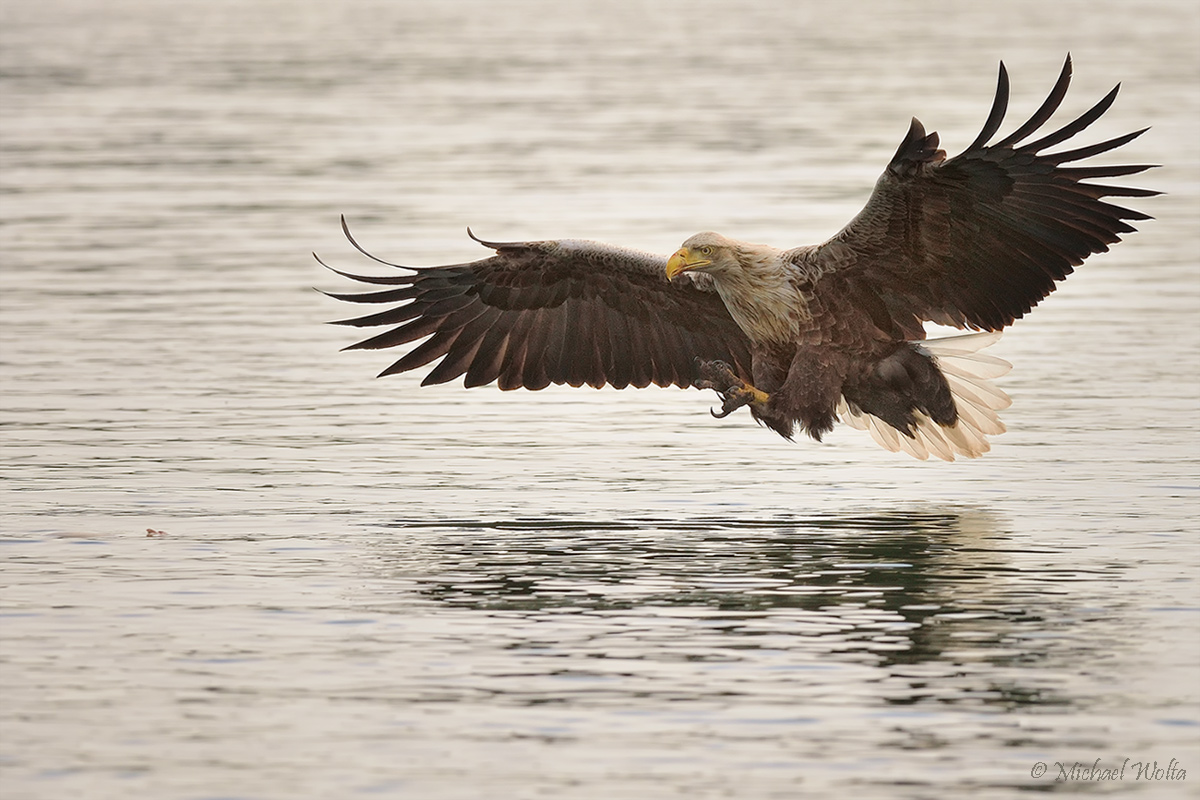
[665,247,711,280]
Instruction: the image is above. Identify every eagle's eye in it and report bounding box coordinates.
[699,245,713,256]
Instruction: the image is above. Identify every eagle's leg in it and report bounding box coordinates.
[695,360,770,418]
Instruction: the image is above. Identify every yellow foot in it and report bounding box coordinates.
[695,360,770,418]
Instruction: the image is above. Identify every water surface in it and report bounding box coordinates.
[2,1,1198,798]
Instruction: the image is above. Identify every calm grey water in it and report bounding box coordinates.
[2,1,1198,798]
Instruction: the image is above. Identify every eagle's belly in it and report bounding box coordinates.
[750,343,796,394]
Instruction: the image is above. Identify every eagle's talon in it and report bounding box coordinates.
[697,359,738,388]
[695,358,768,418]
[709,385,760,419]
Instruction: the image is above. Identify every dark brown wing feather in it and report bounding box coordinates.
[319,219,754,390]
[812,55,1158,335]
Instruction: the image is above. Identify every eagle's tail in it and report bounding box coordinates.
[837,332,1012,461]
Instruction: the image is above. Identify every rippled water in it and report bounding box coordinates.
[2,0,1198,797]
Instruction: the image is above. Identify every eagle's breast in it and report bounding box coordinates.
[712,246,812,345]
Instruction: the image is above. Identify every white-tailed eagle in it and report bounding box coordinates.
[320,56,1156,460]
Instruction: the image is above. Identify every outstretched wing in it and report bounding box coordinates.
[811,55,1158,335]
[319,219,754,391]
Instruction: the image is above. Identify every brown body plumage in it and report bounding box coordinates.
[320,57,1156,460]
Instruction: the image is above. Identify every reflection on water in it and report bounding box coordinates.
[395,512,993,616]
[359,511,1107,713]
[0,506,1173,798]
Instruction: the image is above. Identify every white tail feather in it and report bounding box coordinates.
[836,332,1013,461]
[870,416,904,452]
[943,371,1013,411]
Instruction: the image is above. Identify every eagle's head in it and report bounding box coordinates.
[665,231,742,280]
[665,231,799,344]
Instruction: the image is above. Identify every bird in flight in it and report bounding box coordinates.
[320,56,1156,460]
